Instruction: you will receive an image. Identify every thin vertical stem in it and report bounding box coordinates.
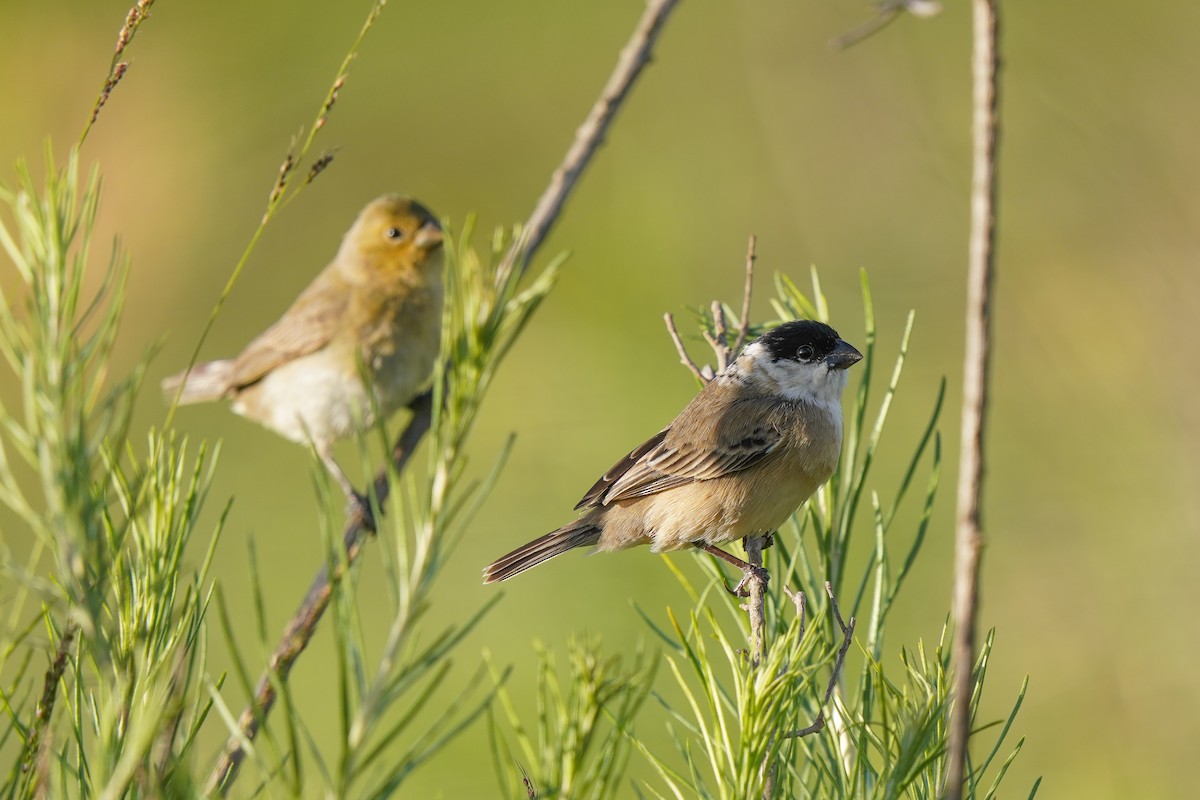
[946,0,1000,797]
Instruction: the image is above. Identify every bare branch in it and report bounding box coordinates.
[764,584,851,796]
[783,582,855,740]
[701,329,726,371]
[731,234,756,355]
[710,300,730,371]
[664,233,757,379]
[664,313,708,384]
[946,0,1001,795]
[207,1,682,793]
[497,0,681,287]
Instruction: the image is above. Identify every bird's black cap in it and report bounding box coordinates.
[755,320,843,363]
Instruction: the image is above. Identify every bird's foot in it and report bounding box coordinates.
[726,564,770,598]
[345,490,375,529]
[694,542,772,597]
[321,452,375,528]
[743,533,775,551]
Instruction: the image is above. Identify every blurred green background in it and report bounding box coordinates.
[2,0,1198,796]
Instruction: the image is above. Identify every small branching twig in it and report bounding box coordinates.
[664,312,706,383]
[708,300,730,371]
[784,582,856,740]
[732,235,757,355]
[947,0,1001,796]
[663,238,802,800]
[207,0,681,793]
[664,234,755,379]
[764,583,852,797]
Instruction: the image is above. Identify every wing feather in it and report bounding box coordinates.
[575,428,668,510]
[227,270,348,389]
[575,392,788,508]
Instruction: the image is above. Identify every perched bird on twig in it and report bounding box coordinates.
[483,319,862,592]
[162,195,444,502]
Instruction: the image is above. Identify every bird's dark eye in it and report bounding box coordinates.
[797,344,815,361]
[385,226,405,241]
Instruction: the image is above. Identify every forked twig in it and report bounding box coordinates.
[662,234,757,382]
[763,582,851,797]
[783,582,856,740]
[206,1,682,794]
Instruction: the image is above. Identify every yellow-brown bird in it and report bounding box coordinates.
[162,195,444,499]
[482,320,862,592]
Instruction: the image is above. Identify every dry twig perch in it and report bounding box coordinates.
[205,0,682,793]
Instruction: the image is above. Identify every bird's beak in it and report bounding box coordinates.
[825,339,863,370]
[414,219,443,249]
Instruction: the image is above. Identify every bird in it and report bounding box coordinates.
[482,319,862,591]
[162,194,445,501]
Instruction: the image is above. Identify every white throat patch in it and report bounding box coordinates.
[734,341,850,413]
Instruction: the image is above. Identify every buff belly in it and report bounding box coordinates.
[231,339,433,449]
[592,414,841,553]
[595,464,830,553]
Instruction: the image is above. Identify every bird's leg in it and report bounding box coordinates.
[694,542,770,598]
[751,532,776,550]
[320,449,373,526]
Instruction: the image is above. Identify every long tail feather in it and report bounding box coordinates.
[161,359,235,405]
[483,521,602,583]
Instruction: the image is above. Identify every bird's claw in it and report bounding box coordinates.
[347,490,375,528]
[723,578,745,597]
[724,564,770,597]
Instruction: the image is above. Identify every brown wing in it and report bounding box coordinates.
[227,269,348,390]
[575,428,669,510]
[575,392,786,509]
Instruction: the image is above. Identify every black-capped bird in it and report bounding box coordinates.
[483,319,862,590]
